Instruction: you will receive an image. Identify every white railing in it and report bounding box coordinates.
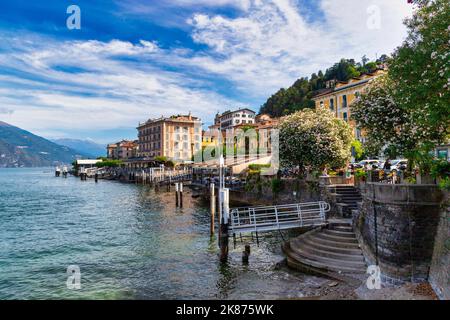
[229,201,330,233]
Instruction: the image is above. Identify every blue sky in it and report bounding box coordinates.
[0,0,413,143]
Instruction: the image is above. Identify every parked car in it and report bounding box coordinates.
[353,160,381,169]
[389,159,408,173]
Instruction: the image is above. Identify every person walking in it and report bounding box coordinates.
[383,159,392,171]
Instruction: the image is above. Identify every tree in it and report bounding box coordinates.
[352,0,449,172]
[351,75,407,156]
[388,0,449,161]
[279,108,354,174]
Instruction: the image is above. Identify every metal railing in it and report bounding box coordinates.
[229,201,330,233]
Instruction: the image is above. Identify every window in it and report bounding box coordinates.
[235,120,240,124]
[343,112,348,122]
[183,127,188,133]
[183,135,188,141]
[183,142,188,149]
[343,95,348,108]
[437,149,448,160]
[175,126,180,133]
[320,101,324,108]
[330,99,334,111]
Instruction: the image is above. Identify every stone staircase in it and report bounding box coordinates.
[283,221,367,277]
[328,185,362,217]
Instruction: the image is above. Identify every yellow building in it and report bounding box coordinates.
[312,69,385,141]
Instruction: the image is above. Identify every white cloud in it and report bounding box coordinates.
[0,37,243,139]
[0,0,414,141]
[185,0,413,95]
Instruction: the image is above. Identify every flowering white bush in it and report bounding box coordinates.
[279,108,353,172]
[353,0,449,163]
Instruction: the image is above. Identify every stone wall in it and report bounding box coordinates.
[429,192,450,300]
[353,183,444,284]
[229,178,321,207]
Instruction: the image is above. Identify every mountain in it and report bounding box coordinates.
[52,138,105,158]
[0,121,87,168]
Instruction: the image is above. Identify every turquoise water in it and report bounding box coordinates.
[0,168,325,300]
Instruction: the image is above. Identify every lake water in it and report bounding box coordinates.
[0,168,326,300]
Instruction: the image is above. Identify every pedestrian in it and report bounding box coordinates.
[383,159,392,171]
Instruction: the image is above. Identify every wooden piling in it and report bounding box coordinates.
[219,222,229,263]
[210,183,215,236]
[179,183,183,208]
[175,183,179,207]
[242,244,251,264]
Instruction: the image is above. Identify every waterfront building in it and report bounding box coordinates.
[213,108,256,131]
[312,69,386,142]
[137,113,202,162]
[107,140,138,160]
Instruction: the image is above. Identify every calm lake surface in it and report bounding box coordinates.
[0,168,326,300]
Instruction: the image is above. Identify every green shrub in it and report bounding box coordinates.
[431,159,450,179]
[248,164,271,171]
[96,160,123,168]
[438,177,450,191]
[355,169,367,178]
[271,178,283,194]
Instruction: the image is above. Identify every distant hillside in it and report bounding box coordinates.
[259,55,390,117]
[52,138,105,158]
[0,121,87,168]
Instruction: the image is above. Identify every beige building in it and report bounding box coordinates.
[137,114,202,161]
[107,140,138,160]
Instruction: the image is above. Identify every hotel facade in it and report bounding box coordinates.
[137,114,202,162]
[312,69,386,142]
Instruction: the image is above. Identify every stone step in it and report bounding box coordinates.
[323,229,357,238]
[338,194,362,199]
[301,236,362,255]
[293,239,365,262]
[335,190,360,195]
[334,187,358,192]
[330,225,353,232]
[284,243,366,274]
[315,232,359,244]
[303,233,361,249]
[287,245,367,271]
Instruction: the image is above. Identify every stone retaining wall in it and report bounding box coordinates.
[353,183,444,284]
[429,193,450,300]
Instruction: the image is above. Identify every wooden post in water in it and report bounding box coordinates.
[179,182,183,208]
[175,183,179,207]
[219,188,230,263]
[95,173,98,183]
[242,244,251,264]
[210,183,215,236]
